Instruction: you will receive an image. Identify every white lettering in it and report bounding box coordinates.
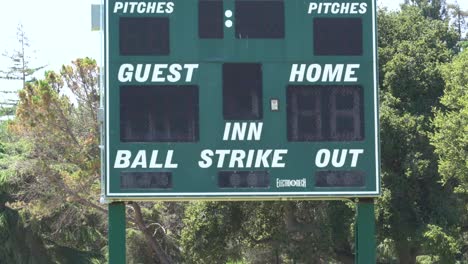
[315,149,331,168]
[255,149,273,168]
[131,150,147,168]
[331,149,347,168]
[114,150,131,168]
[149,150,163,168]
[247,122,263,141]
[344,64,360,82]
[198,149,288,169]
[135,64,151,83]
[229,150,246,168]
[308,3,318,14]
[215,150,230,168]
[290,64,306,82]
[307,2,367,14]
[151,64,168,82]
[184,64,199,82]
[290,64,359,83]
[113,2,175,14]
[164,150,178,168]
[306,64,322,82]
[199,149,213,168]
[272,149,288,168]
[322,64,344,82]
[359,3,367,14]
[223,122,232,141]
[231,122,247,141]
[118,64,134,82]
[167,64,182,82]
[349,149,364,167]
[117,64,199,83]
[114,2,124,13]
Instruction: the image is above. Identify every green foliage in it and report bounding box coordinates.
[402,0,447,20]
[0,207,52,263]
[432,49,468,193]
[422,224,460,263]
[127,229,155,264]
[379,6,458,115]
[181,201,354,263]
[181,202,244,263]
[0,106,15,116]
[1,58,107,262]
[431,49,468,262]
[377,5,464,263]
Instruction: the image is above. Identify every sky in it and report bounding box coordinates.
[0,0,466,106]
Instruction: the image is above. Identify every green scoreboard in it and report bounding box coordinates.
[103,0,380,200]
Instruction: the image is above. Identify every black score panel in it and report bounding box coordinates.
[316,171,365,187]
[314,18,362,56]
[235,0,285,39]
[223,63,263,120]
[119,17,170,56]
[120,85,199,142]
[199,0,223,39]
[287,86,364,141]
[121,172,172,189]
[218,171,270,189]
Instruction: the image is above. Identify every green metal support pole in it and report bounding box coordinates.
[109,202,126,264]
[355,198,376,264]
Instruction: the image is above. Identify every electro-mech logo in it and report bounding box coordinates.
[276,178,307,188]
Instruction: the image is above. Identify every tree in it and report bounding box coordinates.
[403,0,447,20]
[0,24,45,87]
[0,24,46,118]
[432,49,468,194]
[0,122,53,263]
[6,58,106,262]
[377,6,462,263]
[181,201,355,263]
[431,49,468,260]
[9,58,178,263]
[447,1,468,41]
[378,7,458,115]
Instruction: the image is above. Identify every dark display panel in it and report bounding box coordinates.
[218,171,270,188]
[223,63,263,120]
[121,172,172,189]
[235,0,285,39]
[287,86,364,141]
[120,85,199,142]
[314,18,362,56]
[199,0,223,39]
[120,17,170,55]
[316,171,365,187]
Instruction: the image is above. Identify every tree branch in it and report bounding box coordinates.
[129,202,173,264]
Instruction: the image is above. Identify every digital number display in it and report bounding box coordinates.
[121,172,172,189]
[314,18,362,56]
[287,86,364,141]
[218,171,270,188]
[316,171,365,187]
[199,0,224,39]
[120,85,199,142]
[235,0,285,39]
[223,63,263,120]
[119,17,170,55]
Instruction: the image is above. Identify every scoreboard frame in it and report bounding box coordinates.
[102,0,380,201]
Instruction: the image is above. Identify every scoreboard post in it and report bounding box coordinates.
[103,0,380,201]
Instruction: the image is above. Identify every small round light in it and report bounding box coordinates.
[225,10,233,18]
[225,20,233,28]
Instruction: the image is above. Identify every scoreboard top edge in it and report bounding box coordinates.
[104,0,377,61]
